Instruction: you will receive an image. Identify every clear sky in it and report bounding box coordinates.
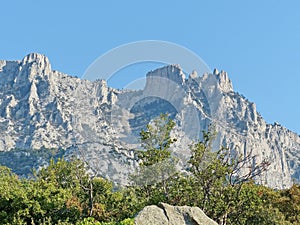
[1,1,299,134]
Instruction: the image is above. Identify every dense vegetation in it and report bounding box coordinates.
[0,114,300,224]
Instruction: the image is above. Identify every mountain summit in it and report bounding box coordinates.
[0,53,299,189]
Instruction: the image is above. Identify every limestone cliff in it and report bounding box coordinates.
[0,53,299,189]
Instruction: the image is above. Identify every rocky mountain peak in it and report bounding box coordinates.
[201,68,233,95]
[217,70,233,92]
[18,53,52,81]
[189,70,198,79]
[0,54,300,190]
[21,53,50,67]
[146,64,186,86]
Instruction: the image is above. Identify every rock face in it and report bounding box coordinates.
[0,53,300,189]
[134,203,217,225]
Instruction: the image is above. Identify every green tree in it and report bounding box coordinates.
[187,130,271,224]
[36,157,88,193]
[0,166,23,224]
[138,113,176,166]
[275,184,300,224]
[226,182,289,225]
[0,165,79,224]
[36,158,138,223]
[131,114,178,205]
[36,158,88,217]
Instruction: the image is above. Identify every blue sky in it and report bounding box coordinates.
[1,1,299,134]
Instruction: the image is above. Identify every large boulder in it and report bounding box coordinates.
[135,203,217,225]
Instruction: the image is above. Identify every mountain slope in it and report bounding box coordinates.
[0,53,299,189]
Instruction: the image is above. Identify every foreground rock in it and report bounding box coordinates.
[135,203,217,225]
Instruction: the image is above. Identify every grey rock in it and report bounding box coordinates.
[135,205,169,225]
[189,70,198,79]
[0,53,299,189]
[134,203,217,225]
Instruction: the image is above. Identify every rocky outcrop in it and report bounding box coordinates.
[0,53,299,189]
[135,203,217,225]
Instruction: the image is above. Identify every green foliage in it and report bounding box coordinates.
[1,116,300,224]
[36,157,87,191]
[276,184,300,224]
[182,130,278,224]
[35,158,138,223]
[137,113,176,167]
[225,182,289,225]
[131,114,178,206]
[76,217,101,225]
[188,131,232,212]
[98,218,134,225]
[0,160,137,225]
[0,165,78,224]
[88,178,138,222]
[0,147,64,176]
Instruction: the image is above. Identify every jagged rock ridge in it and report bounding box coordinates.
[0,53,299,189]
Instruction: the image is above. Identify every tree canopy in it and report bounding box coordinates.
[0,114,298,225]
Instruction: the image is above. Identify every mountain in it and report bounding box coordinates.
[0,53,299,189]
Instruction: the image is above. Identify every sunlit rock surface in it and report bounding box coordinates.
[0,53,299,189]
